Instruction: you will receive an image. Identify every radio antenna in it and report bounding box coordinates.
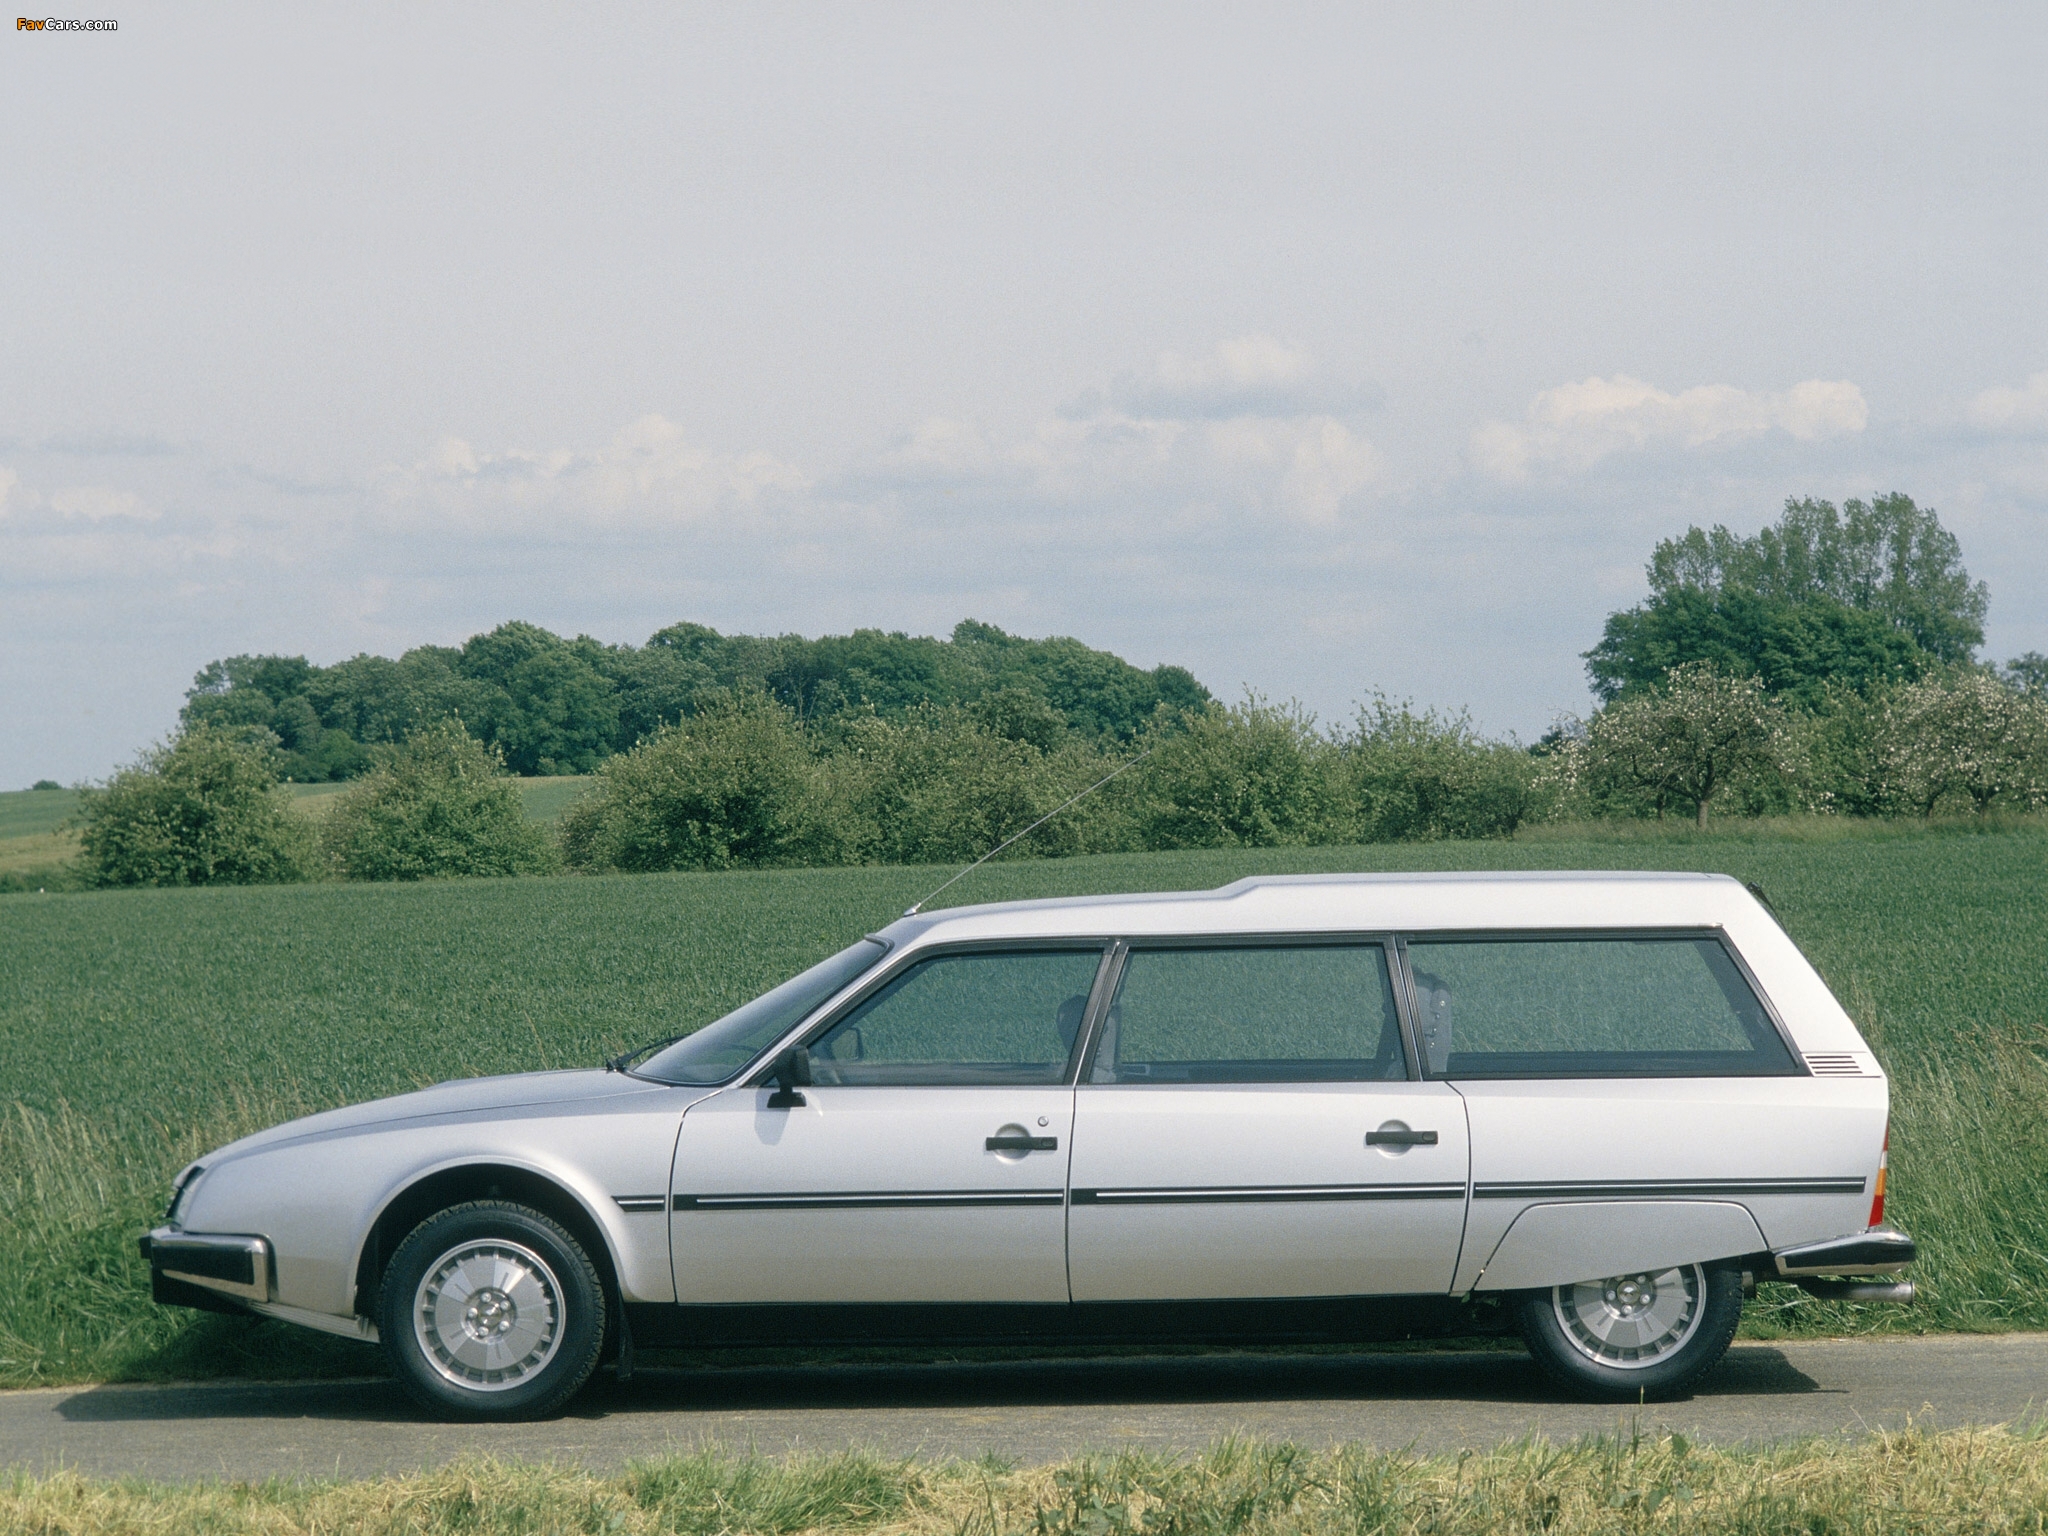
[903,745,1157,917]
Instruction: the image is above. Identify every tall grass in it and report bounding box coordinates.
[2,831,2045,1385]
[6,1429,2048,1536]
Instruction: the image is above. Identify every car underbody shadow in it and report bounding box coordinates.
[57,1342,1820,1425]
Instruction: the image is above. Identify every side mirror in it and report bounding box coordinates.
[765,1047,812,1109]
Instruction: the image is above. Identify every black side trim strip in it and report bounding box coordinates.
[1072,1184,1466,1206]
[1475,1177,1866,1200]
[675,1190,1066,1211]
[614,1196,668,1213]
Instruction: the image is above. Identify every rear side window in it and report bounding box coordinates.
[1088,943,1407,1083]
[1404,936,1797,1078]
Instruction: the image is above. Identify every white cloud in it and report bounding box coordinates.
[394,415,810,530]
[1155,334,1314,392]
[0,466,16,518]
[48,484,155,521]
[1472,374,1869,481]
[1967,371,2048,433]
[882,340,1383,529]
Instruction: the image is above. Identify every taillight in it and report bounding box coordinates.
[1868,1122,1888,1228]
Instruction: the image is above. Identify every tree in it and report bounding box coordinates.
[2003,652,2048,698]
[1872,671,2048,816]
[320,722,557,880]
[71,728,319,886]
[1577,663,1786,830]
[1590,493,1987,703]
[1646,493,1987,661]
[1587,588,1926,706]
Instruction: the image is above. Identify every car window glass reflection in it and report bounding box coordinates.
[1404,937,1797,1078]
[1089,944,1406,1084]
[808,949,1104,1086]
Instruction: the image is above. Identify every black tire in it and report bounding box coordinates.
[379,1201,607,1421]
[1514,1260,1744,1401]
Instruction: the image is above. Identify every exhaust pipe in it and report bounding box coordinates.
[1793,1277,1915,1304]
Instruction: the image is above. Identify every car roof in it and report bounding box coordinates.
[880,870,1756,946]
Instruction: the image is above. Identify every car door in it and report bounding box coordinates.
[670,944,1107,1305]
[1407,934,1876,1292]
[1066,939,1471,1302]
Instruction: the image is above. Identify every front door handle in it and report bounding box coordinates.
[1366,1129,1439,1146]
[986,1135,1058,1152]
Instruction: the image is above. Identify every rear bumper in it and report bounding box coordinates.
[1772,1226,1915,1277]
[1771,1225,1915,1304]
[140,1227,272,1308]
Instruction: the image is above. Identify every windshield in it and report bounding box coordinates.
[634,938,891,1085]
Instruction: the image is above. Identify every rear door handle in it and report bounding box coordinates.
[1366,1129,1439,1146]
[986,1135,1059,1152]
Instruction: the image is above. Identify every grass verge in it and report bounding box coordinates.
[6,1429,2048,1535]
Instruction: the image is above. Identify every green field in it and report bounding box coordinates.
[2,823,2045,1387]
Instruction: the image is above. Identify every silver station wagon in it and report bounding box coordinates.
[144,872,1914,1419]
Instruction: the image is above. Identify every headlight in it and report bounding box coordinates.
[165,1164,205,1224]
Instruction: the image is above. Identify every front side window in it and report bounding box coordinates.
[636,939,890,1085]
[1404,935,1796,1078]
[1088,943,1407,1084]
[807,947,1106,1086]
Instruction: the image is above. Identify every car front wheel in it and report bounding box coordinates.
[379,1201,606,1420]
[1514,1260,1743,1401]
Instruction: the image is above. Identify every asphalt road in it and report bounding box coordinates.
[4,1334,2044,1483]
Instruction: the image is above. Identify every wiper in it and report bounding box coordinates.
[604,1037,679,1075]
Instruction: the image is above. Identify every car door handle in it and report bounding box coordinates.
[1366,1129,1439,1146]
[986,1135,1059,1152]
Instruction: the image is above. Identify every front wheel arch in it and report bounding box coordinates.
[355,1164,622,1329]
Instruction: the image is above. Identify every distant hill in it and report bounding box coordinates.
[179,619,1213,781]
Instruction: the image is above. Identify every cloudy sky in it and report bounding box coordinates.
[5,4,2047,785]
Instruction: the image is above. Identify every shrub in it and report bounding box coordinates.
[1339,698,1536,841]
[1137,699,1342,849]
[559,692,816,871]
[71,729,319,887]
[321,722,557,881]
[30,779,61,792]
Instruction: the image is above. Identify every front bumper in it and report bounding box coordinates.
[140,1227,272,1309]
[1770,1225,1916,1303]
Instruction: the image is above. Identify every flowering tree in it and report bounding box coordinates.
[1580,662,1785,829]
[1874,670,2048,816]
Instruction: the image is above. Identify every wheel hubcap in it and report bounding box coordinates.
[413,1239,563,1391]
[1553,1263,1705,1369]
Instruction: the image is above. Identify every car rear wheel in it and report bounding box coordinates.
[379,1201,606,1420]
[1515,1260,1743,1401]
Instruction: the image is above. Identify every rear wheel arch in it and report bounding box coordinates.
[354,1164,622,1323]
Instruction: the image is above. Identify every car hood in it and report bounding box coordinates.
[201,1069,680,1163]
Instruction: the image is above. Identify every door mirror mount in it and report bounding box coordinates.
[765,1047,812,1109]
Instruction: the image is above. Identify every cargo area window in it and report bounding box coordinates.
[1403,935,1798,1078]
[1085,943,1408,1083]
